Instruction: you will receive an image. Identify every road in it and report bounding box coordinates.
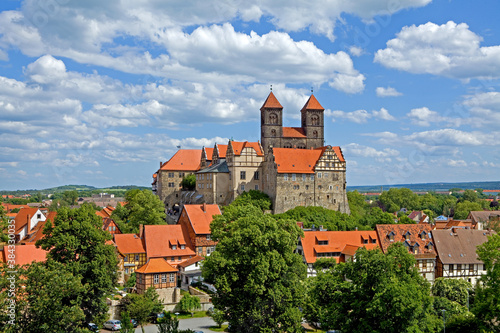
[101,316,218,332]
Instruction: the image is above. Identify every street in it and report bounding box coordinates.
[100,316,219,332]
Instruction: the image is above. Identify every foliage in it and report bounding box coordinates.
[62,190,79,205]
[230,189,272,211]
[156,311,195,333]
[111,189,166,233]
[203,206,306,333]
[120,287,163,333]
[120,311,134,333]
[181,174,196,191]
[312,257,337,271]
[305,243,437,333]
[36,203,118,324]
[125,272,136,289]
[0,202,8,242]
[379,188,419,212]
[209,308,226,328]
[178,294,201,317]
[453,200,485,219]
[360,206,396,229]
[432,278,472,307]
[347,190,371,221]
[473,233,500,332]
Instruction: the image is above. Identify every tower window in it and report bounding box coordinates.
[269,113,278,124]
[311,115,319,126]
[313,130,318,138]
[271,129,277,137]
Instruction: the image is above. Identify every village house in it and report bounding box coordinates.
[467,211,500,230]
[113,233,147,277]
[432,228,495,285]
[13,207,46,243]
[135,257,180,307]
[296,230,379,277]
[375,224,437,283]
[0,244,48,266]
[177,255,204,289]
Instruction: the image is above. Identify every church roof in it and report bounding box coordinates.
[301,94,324,111]
[160,149,202,171]
[231,141,264,156]
[260,92,283,110]
[273,146,345,173]
[282,127,306,138]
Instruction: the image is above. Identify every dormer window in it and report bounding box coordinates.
[172,245,177,250]
[180,244,185,250]
[404,231,411,240]
[426,242,434,250]
[318,240,328,245]
[206,235,211,240]
[387,231,395,242]
[420,231,427,240]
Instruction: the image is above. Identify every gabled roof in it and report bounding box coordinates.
[1,203,30,213]
[282,127,307,138]
[160,149,203,171]
[301,94,324,111]
[230,141,264,157]
[1,244,48,266]
[197,160,229,174]
[272,148,326,174]
[103,218,121,233]
[375,224,436,258]
[432,229,496,264]
[177,255,204,268]
[183,204,222,234]
[143,225,195,259]
[114,233,146,254]
[300,230,379,264]
[14,208,42,233]
[468,211,500,225]
[214,144,228,159]
[135,257,177,274]
[260,92,283,110]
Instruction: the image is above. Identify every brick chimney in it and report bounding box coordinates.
[139,224,144,239]
[202,203,207,213]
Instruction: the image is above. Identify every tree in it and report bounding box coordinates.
[473,233,500,332]
[461,189,478,203]
[231,189,272,211]
[379,188,419,212]
[120,311,134,333]
[36,204,118,324]
[203,207,306,333]
[111,189,166,233]
[0,200,8,242]
[121,287,163,333]
[453,201,484,219]
[306,243,438,333]
[432,278,472,307]
[209,308,226,328]
[156,311,195,333]
[178,294,201,317]
[181,174,196,191]
[62,190,79,205]
[276,205,362,231]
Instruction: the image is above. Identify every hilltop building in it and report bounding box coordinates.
[153,92,350,214]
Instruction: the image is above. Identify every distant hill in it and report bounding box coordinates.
[347,181,500,193]
[0,184,151,196]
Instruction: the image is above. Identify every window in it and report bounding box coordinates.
[179,172,184,178]
[206,235,211,240]
[284,174,288,181]
[305,185,309,190]
[135,254,139,261]
[255,185,259,190]
[241,184,245,191]
[329,185,333,190]
[170,273,175,282]
[449,264,454,274]
[317,172,322,178]
[293,185,299,190]
[240,171,246,180]
[311,115,319,126]
[168,172,174,178]
[207,247,211,255]
[292,174,296,181]
[271,129,277,137]
[323,172,328,178]
[154,274,159,284]
[162,274,167,283]
[310,175,314,181]
[302,174,306,181]
[125,268,129,274]
[254,171,259,180]
[172,245,177,250]
[313,130,318,138]
[201,174,204,180]
[457,264,461,271]
[318,185,322,190]
[171,257,175,261]
[180,244,185,249]
[201,184,204,189]
[178,256,181,261]
[469,264,474,273]
[168,182,175,187]
[269,113,278,124]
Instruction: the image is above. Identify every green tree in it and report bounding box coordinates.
[453,201,484,219]
[432,278,472,307]
[36,204,118,324]
[276,205,362,231]
[347,190,370,221]
[361,206,396,229]
[0,200,8,242]
[461,189,478,203]
[379,188,419,212]
[178,294,201,317]
[231,189,272,211]
[111,189,166,233]
[473,233,500,332]
[62,190,79,205]
[209,308,226,328]
[121,287,163,333]
[181,174,196,190]
[156,311,195,333]
[120,311,134,333]
[307,243,437,333]
[203,207,306,333]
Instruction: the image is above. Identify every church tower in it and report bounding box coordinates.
[260,92,283,153]
[301,94,325,148]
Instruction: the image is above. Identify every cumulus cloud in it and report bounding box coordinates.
[328,107,396,123]
[462,91,500,128]
[407,107,444,126]
[374,21,500,79]
[344,143,400,162]
[376,86,402,97]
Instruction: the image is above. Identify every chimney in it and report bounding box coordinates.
[27,214,31,231]
[202,203,207,213]
[139,224,144,239]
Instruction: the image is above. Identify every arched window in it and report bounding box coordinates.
[284,142,292,148]
[313,130,318,138]
[269,113,278,124]
[271,129,277,137]
[297,143,306,149]
[311,115,319,126]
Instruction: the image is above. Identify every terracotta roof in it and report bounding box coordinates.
[230,141,264,156]
[183,204,222,234]
[135,257,177,274]
[14,208,42,233]
[375,224,436,258]
[467,211,500,226]
[445,220,473,229]
[215,144,228,158]
[408,211,423,220]
[1,203,30,213]
[177,255,204,268]
[160,149,202,171]
[272,148,323,174]
[282,127,307,138]
[1,244,48,266]
[205,148,214,161]
[113,234,146,254]
[143,225,195,259]
[45,211,57,222]
[260,92,283,110]
[432,229,496,264]
[332,146,345,163]
[103,218,121,233]
[301,94,324,111]
[300,230,379,264]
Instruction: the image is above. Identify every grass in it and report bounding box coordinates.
[175,311,208,319]
[180,289,190,296]
[208,324,228,332]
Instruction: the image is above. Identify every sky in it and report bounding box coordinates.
[0,0,500,190]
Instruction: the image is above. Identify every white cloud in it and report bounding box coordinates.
[349,46,364,57]
[376,86,402,97]
[328,107,396,123]
[462,91,500,128]
[344,143,400,162]
[25,54,67,84]
[447,159,467,167]
[374,21,500,79]
[407,107,444,126]
[372,107,396,121]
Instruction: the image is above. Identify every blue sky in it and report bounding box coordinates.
[1,0,500,190]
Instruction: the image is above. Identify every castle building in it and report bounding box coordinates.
[154,92,350,214]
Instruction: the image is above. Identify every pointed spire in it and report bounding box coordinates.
[260,91,283,110]
[301,94,324,111]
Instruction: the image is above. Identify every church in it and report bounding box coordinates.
[153,92,350,215]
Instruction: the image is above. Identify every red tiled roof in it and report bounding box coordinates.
[282,127,306,138]
[160,149,202,171]
[433,229,496,264]
[272,148,323,174]
[205,148,214,160]
[14,208,41,233]
[215,144,228,158]
[260,92,283,109]
[143,225,195,259]
[1,203,30,213]
[136,257,177,274]
[332,146,345,163]
[301,94,324,111]
[1,244,48,266]
[114,234,146,254]
[300,230,379,264]
[375,224,436,258]
[183,204,221,234]
[230,141,264,156]
[177,255,204,268]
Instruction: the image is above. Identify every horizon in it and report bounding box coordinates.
[1,1,500,190]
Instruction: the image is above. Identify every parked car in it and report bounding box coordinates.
[103,320,122,331]
[87,323,99,332]
[130,318,138,327]
[149,312,165,323]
